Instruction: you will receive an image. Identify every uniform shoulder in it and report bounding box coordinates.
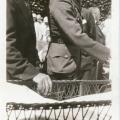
[50,0,72,10]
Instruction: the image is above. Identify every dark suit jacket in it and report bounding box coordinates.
[47,0,110,76]
[7,0,40,81]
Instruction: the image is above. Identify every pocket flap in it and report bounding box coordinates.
[49,43,71,58]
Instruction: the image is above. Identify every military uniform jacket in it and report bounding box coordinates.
[47,0,110,75]
[7,0,40,81]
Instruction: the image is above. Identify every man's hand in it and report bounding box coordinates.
[33,73,52,96]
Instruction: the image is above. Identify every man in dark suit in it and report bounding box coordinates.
[7,0,52,96]
[47,0,110,80]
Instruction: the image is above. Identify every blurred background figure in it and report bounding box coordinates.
[89,7,100,24]
[40,16,51,42]
[32,13,48,71]
[89,7,111,48]
[102,13,111,49]
[34,14,43,51]
[37,14,43,24]
[32,13,42,44]
[81,6,107,80]
[38,16,51,63]
[32,13,51,64]
[100,12,111,80]
[89,7,110,79]
[89,7,106,46]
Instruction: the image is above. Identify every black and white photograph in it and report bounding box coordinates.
[0,0,120,119]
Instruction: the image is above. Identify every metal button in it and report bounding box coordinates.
[64,55,68,58]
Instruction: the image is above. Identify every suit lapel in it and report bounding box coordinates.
[15,0,33,28]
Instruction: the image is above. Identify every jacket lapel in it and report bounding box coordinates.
[15,0,33,28]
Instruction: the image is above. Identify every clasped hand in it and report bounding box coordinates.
[33,73,52,96]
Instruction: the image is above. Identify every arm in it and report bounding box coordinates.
[7,0,52,96]
[50,0,110,62]
[7,0,40,80]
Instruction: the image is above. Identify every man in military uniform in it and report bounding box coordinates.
[47,0,110,80]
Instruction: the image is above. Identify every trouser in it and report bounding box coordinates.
[48,61,101,98]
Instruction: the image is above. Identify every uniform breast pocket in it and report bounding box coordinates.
[47,44,77,74]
